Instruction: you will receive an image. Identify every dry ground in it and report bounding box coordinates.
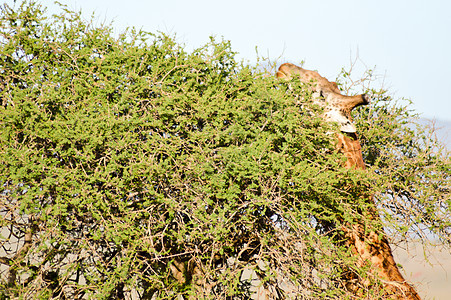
[395,241,451,300]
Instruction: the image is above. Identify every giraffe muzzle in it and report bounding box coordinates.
[362,94,370,105]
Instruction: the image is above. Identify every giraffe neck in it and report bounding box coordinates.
[337,132,421,299]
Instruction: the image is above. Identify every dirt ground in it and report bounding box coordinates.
[394,241,451,300]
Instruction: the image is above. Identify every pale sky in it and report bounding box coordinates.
[8,0,451,121]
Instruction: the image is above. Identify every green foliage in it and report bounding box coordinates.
[1,1,449,299]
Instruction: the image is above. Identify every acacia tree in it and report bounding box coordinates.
[1,1,450,299]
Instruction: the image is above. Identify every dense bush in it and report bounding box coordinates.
[1,1,449,299]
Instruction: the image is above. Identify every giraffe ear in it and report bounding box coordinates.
[324,110,356,133]
[276,63,302,79]
[276,70,289,79]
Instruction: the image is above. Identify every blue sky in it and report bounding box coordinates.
[8,0,451,121]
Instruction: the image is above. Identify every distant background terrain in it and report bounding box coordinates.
[395,240,451,300]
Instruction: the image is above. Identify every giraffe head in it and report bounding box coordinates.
[276,63,369,133]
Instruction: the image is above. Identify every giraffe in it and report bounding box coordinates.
[276,63,421,299]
